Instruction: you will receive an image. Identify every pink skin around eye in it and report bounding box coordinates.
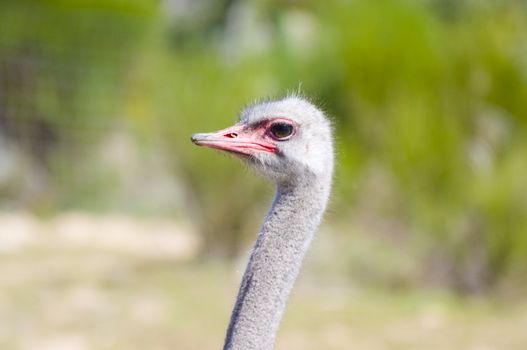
[191,118,295,156]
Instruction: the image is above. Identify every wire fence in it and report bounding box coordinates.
[1,0,527,292]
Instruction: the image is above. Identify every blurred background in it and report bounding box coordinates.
[1,0,527,349]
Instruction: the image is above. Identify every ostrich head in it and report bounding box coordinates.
[191,96,334,184]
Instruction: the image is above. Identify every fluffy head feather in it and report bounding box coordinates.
[192,96,334,185]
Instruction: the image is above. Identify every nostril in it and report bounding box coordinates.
[224,133,238,138]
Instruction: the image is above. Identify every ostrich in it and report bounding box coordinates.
[191,95,334,350]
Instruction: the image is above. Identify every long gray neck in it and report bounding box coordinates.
[223,173,331,350]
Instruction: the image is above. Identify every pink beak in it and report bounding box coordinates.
[191,124,277,156]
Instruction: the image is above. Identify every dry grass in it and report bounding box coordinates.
[1,212,526,350]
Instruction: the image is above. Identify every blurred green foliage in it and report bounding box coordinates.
[0,0,157,209]
[0,0,526,293]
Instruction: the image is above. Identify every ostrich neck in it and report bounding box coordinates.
[223,174,331,350]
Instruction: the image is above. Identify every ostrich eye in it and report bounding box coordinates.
[269,122,294,140]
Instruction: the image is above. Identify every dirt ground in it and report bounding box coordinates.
[1,212,526,350]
